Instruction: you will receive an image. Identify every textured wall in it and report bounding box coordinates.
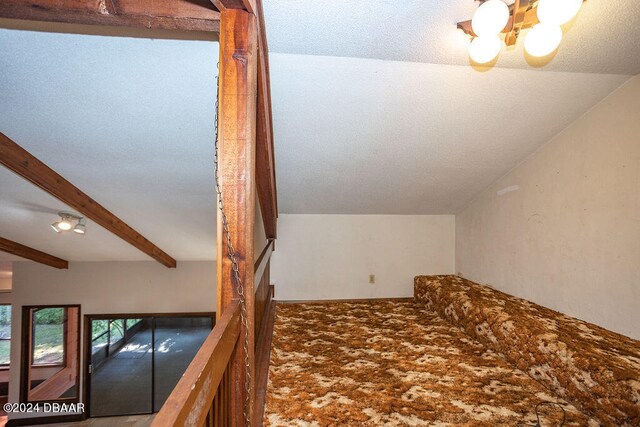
[456,75,640,340]
[271,214,455,300]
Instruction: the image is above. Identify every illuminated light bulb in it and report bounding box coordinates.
[524,23,563,57]
[57,220,72,231]
[472,0,510,37]
[468,35,502,64]
[537,0,583,26]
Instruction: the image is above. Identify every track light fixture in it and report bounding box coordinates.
[51,212,86,235]
[458,0,585,64]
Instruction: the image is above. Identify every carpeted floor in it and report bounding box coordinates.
[264,300,596,426]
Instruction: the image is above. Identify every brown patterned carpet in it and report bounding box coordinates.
[415,275,640,426]
[264,301,595,426]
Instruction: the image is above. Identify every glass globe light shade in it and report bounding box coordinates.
[472,0,510,37]
[468,35,502,64]
[524,23,563,57]
[537,0,583,26]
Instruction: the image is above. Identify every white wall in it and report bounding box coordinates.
[456,75,640,340]
[8,260,216,415]
[271,215,455,300]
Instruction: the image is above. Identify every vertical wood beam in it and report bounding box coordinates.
[216,8,258,426]
[254,0,278,239]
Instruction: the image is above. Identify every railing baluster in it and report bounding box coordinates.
[151,301,241,427]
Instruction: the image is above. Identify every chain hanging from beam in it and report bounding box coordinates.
[213,62,252,427]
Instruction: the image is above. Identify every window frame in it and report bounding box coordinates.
[20,304,81,405]
[30,306,68,368]
[0,303,11,370]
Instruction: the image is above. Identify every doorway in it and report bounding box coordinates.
[20,305,81,404]
[84,313,213,417]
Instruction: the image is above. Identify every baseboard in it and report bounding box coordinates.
[277,297,414,305]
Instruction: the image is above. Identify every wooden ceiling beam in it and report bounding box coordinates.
[0,237,69,269]
[0,132,177,268]
[255,0,277,239]
[212,0,255,14]
[0,0,220,33]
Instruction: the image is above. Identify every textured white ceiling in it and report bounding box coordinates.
[263,0,640,75]
[0,28,219,262]
[0,1,637,261]
[269,53,629,214]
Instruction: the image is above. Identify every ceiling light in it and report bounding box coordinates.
[524,23,563,57]
[472,0,510,37]
[537,0,583,26]
[57,219,72,231]
[73,219,86,235]
[457,0,584,65]
[468,35,502,64]
[51,212,86,236]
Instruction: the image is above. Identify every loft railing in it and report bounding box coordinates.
[152,301,241,426]
[152,240,274,427]
[154,2,276,425]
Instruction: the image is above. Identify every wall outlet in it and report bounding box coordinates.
[369,274,375,284]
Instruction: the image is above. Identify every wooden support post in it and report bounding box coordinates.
[217,8,258,426]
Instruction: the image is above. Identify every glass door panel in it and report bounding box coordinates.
[153,316,213,409]
[89,318,153,416]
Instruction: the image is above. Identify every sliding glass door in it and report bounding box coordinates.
[153,317,213,409]
[87,314,213,417]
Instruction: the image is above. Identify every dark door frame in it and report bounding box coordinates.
[83,312,214,418]
[19,304,82,405]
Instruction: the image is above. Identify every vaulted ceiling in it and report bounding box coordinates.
[0,0,638,262]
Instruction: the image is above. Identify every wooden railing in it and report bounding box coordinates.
[152,301,241,427]
[153,1,276,425]
[254,240,274,345]
[152,240,274,427]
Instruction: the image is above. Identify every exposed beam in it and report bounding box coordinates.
[255,0,277,239]
[0,132,177,268]
[0,0,220,33]
[217,8,258,424]
[0,237,68,269]
[212,0,255,14]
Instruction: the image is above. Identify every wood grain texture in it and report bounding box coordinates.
[216,8,258,425]
[255,0,278,239]
[151,301,241,427]
[253,293,275,427]
[0,132,176,268]
[253,239,272,287]
[213,0,255,14]
[0,237,68,269]
[0,0,220,32]
[254,261,270,345]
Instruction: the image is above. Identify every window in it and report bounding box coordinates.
[21,305,80,404]
[31,307,66,366]
[109,319,124,346]
[0,305,11,367]
[91,319,109,355]
[126,318,142,331]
